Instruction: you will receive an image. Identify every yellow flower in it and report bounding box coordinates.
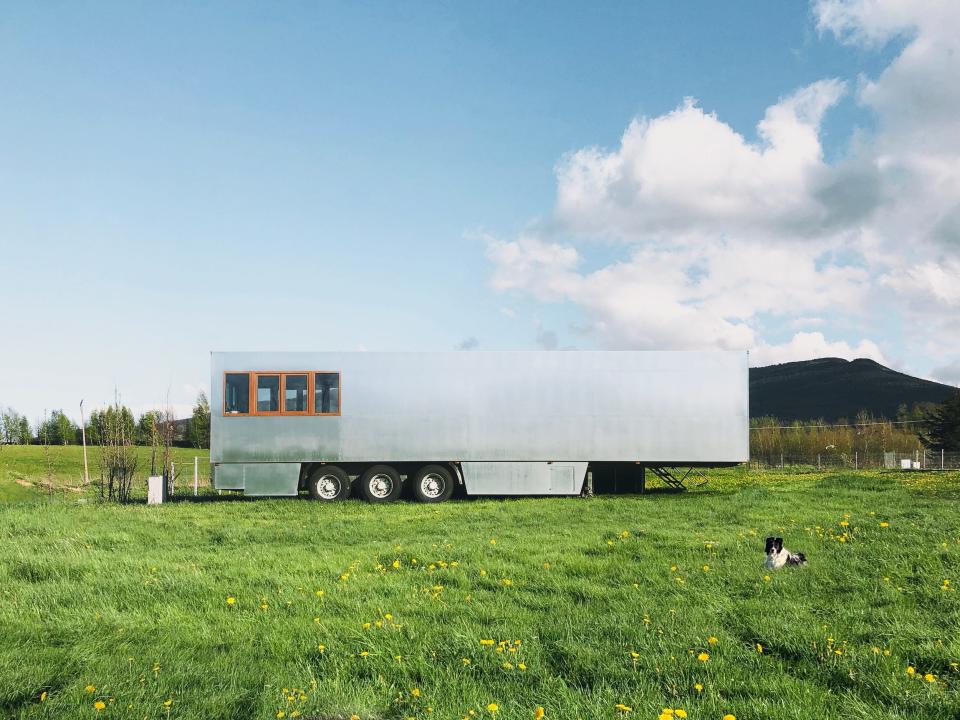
[693,683,703,693]
[615,704,632,713]
[226,596,236,605]
[462,658,471,665]
[86,685,96,693]
[906,666,916,676]
[315,589,325,597]
[879,522,889,528]
[392,560,400,569]
[924,673,936,683]
[697,652,710,662]
[839,520,849,527]
[756,643,764,653]
[40,691,48,702]
[480,639,495,646]
[411,688,421,697]
[277,712,286,719]
[723,715,737,720]
[94,701,106,711]
[534,708,545,720]
[164,699,173,707]
[708,636,718,645]
[518,662,526,670]
[675,711,687,719]
[763,575,771,582]
[702,565,710,572]
[359,651,369,658]
[318,644,326,653]
[630,651,640,658]
[487,703,499,713]
[351,716,360,720]
[501,578,513,586]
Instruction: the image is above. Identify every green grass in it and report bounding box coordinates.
[0,448,959,720]
[0,445,209,500]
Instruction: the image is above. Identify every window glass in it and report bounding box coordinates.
[284,374,308,412]
[256,375,280,413]
[224,373,250,414]
[314,372,340,414]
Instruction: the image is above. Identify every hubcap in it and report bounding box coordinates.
[421,472,445,499]
[316,475,341,500]
[369,473,394,498]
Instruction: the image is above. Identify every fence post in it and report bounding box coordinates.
[943,448,945,470]
[818,454,821,470]
[855,451,858,470]
[170,461,174,496]
[780,453,783,469]
[194,456,199,496]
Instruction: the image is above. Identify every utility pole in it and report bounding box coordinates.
[79,399,90,486]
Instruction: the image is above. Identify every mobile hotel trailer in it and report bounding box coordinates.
[211,351,749,501]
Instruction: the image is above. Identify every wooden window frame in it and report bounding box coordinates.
[253,372,283,416]
[281,373,310,416]
[222,372,251,416]
[313,371,342,416]
[222,370,342,417]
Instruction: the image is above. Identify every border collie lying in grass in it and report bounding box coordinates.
[764,537,807,569]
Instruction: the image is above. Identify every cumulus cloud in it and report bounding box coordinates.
[751,332,886,367]
[485,1,960,370]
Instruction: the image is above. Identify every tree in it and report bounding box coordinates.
[188,392,210,449]
[919,392,960,450]
[136,411,162,446]
[39,410,77,445]
[17,415,32,444]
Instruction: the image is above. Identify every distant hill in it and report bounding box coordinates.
[749,357,958,421]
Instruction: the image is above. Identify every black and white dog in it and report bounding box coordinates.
[764,537,807,569]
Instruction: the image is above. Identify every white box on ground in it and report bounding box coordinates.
[147,476,167,504]
[900,459,912,470]
[912,460,921,470]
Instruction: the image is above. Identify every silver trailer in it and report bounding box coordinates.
[210,350,748,501]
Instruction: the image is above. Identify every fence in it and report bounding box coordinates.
[165,456,214,497]
[750,449,960,471]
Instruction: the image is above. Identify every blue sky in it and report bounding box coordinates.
[1,1,957,422]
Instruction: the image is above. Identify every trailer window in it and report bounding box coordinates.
[314,372,340,415]
[224,373,249,415]
[256,374,280,413]
[284,374,309,413]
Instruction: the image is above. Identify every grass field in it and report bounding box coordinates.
[1,448,959,720]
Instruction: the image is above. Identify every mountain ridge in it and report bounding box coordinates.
[749,357,957,421]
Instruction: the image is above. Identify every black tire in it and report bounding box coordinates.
[307,466,351,501]
[359,464,403,503]
[412,464,454,503]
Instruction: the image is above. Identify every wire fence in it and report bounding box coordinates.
[750,449,960,471]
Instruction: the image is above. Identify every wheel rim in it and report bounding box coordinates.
[420,472,445,499]
[368,473,394,498]
[316,474,341,500]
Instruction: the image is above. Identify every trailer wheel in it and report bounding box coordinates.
[359,465,403,503]
[412,465,454,503]
[308,466,351,501]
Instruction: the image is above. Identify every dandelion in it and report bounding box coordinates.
[723,715,737,720]
[708,636,718,645]
[226,596,236,605]
[693,683,703,693]
[277,712,286,719]
[411,688,421,697]
[839,521,849,527]
[315,589,325,597]
[94,701,106,711]
[86,685,96,693]
[702,565,710,572]
[675,711,687,719]
[534,708,545,719]
[501,578,513,586]
[359,651,369,658]
[487,703,498,713]
[518,662,527,670]
[906,666,916,676]
[543,562,551,569]
[318,644,326,653]
[462,658,471,665]
[756,643,764,653]
[879,522,889,528]
[40,691,48,702]
[924,673,936,683]
[164,699,173,707]
[480,639,495,646]
[763,575,771,582]
[697,652,710,662]
[351,716,360,720]
[614,703,632,713]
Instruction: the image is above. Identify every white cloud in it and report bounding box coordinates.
[486,1,960,371]
[931,359,960,386]
[751,332,886,367]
